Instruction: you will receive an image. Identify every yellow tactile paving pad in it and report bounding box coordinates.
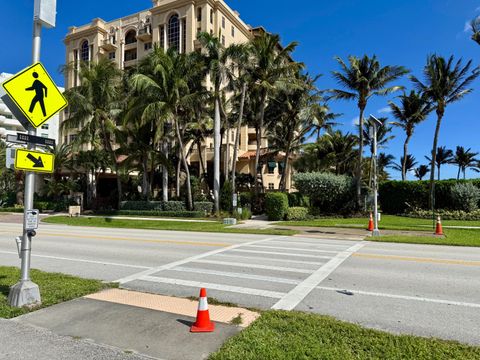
[85,288,259,327]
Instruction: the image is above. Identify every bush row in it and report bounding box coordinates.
[379,180,480,214]
[406,208,480,221]
[120,201,213,214]
[96,210,205,218]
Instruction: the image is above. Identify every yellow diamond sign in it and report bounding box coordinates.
[1,62,67,129]
[15,149,55,174]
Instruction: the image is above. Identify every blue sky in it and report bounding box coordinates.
[1,0,479,180]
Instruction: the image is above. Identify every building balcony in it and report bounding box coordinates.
[137,26,152,42]
[0,116,23,129]
[124,59,138,68]
[101,38,118,51]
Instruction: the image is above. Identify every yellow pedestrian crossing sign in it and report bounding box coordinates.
[15,149,55,173]
[1,62,67,129]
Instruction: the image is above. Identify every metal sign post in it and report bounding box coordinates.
[8,0,56,307]
[369,115,382,237]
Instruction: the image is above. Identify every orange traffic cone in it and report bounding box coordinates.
[190,288,215,333]
[435,216,444,236]
[367,213,374,231]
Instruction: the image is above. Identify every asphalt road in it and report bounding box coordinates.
[0,220,479,345]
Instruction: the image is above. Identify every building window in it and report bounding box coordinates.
[231,26,235,37]
[268,183,275,190]
[168,15,180,51]
[222,17,225,29]
[221,35,225,46]
[267,161,276,174]
[69,134,77,144]
[182,18,187,53]
[278,162,285,175]
[160,25,165,48]
[144,42,152,51]
[108,51,116,60]
[197,27,201,36]
[64,136,68,145]
[197,7,202,22]
[80,40,89,61]
[210,9,214,24]
[41,124,49,130]
[124,49,137,61]
[210,29,213,35]
[41,133,48,138]
[125,30,137,45]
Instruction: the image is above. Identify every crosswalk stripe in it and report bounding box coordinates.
[139,275,286,299]
[245,244,338,254]
[214,253,325,266]
[230,249,332,259]
[193,259,313,274]
[171,266,300,285]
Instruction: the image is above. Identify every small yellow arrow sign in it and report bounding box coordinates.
[15,149,55,173]
[1,63,67,129]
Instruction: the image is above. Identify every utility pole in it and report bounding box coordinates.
[369,115,382,237]
[8,0,57,308]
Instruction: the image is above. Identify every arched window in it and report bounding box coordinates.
[125,30,137,45]
[168,15,180,51]
[80,40,89,61]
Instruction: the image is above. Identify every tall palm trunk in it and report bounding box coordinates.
[254,91,267,195]
[402,135,411,181]
[457,166,461,180]
[175,118,193,210]
[231,83,247,195]
[213,97,221,213]
[429,108,444,210]
[162,140,169,201]
[437,164,441,181]
[225,122,230,182]
[100,117,122,208]
[176,148,181,198]
[357,106,365,209]
[142,156,149,199]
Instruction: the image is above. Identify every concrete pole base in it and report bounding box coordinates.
[372,229,381,237]
[8,280,41,308]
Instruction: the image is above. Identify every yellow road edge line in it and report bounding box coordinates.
[0,229,229,248]
[353,253,480,266]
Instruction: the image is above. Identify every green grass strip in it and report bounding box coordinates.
[43,216,297,236]
[210,311,480,360]
[0,266,115,319]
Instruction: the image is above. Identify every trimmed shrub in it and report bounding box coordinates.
[286,207,309,221]
[120,201,187,212]
[96,210,204,218]
[220,180,233,212]
[162,201,187,212]
[235,208,252,220]
[239,192,253,208]
[252,193,266,215]
[450,183,480,212]
[379,180,480,214]
[0,207,24,213]
[407,208,480,221]
[265,192,289,221]
[288,193,310,208]
[293,172,355,214]
[193,202,214,214]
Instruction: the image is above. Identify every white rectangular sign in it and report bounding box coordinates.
[34,0,57,28]
[25,210,39,230]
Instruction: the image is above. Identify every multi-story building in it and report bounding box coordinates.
[0,72,61,144]
[62,0,293,192]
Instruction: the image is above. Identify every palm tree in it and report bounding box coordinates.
[323,130,358,176]
[452,146,478,179]
[389,91,432,180]
[414,165,430,180]
[330,55,408,207]
[63,58,124,208]
[265,73,321,190]
[471,17,480,45]
[248,32,302,195]
[411,55,479,208]
[425,146,453,181]
[377,153,395,181]
[392,155,418,179]
[362,118,395,186]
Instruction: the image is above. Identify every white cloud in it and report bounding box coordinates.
[378,107,392,114]
[464,21,472,32]
[351,117,360,126]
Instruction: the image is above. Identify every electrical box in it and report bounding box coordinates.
[34,0,57,28]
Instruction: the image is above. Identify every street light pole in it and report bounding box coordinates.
[370,115,382,237]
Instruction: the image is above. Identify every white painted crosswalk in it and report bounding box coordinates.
[122,236,365,309]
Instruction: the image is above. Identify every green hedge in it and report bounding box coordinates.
[407,209,480,220]
[286,207,309,221]
[288,193,310,208]
[379,180,480,214]
[120,201,214,214]
[0,207,24,213]
[265,193,289,221]
[95,210,205,218]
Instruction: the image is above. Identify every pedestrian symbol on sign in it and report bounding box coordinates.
[1,62,67,129]
[26,72,48,117]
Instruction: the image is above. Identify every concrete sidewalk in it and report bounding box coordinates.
[6,289,257,360]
